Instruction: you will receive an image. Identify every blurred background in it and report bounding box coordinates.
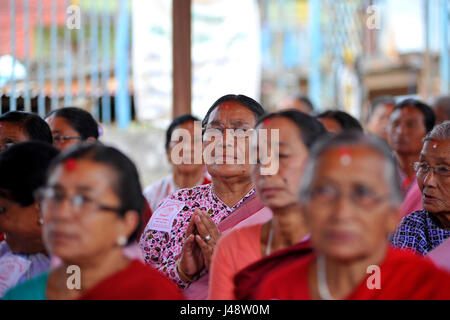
[0,0,448,186]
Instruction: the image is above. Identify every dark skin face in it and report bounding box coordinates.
[0,122,29,152]
[252,117,308,210]
[46,115,83,151]
[42,159,138,265]
[0,191,44,254]
[203,101,256,179]
[388,106,427,156]
[417,140,450,228]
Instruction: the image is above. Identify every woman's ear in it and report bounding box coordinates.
[121,210,140,241]
[34,201,40,212]
[34,201,44,226]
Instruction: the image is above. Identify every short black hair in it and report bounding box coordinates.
[256,110,327,150]
[394,98,435,132]
[316,110,363,132]
[165,114,200,150]
[0,141,60,206]
[367,96,396,121]
[202,94,265,128]
[47,142,144,244]
[0,111,53,144]
[46,107,99,140]
[294,95,314,113]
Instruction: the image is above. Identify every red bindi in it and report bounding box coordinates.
[225,104,230,110]
[432,141,438,149]
[263,118,271,125]
[337,147,352,166]
[337,147,351,157]
[64,158,77,172]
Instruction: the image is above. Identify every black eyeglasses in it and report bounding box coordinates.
[413,162,450,178]
[34,187,123,217]
[309,184,390,209]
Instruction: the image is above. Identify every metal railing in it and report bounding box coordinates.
[0,0,131,128]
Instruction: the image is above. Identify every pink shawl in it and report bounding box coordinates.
[428,237,450,272]
[401,178,423,217]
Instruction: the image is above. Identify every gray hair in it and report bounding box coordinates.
[299,131,403,206]
[423,121,450,142]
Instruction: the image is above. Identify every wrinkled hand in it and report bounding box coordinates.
[192,209,221,271]
[178,210,204,278]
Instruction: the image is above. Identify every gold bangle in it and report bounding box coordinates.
[177,259,196,283]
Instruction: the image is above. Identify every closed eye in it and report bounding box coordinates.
[354,184,375,198]
[436,166,450,175]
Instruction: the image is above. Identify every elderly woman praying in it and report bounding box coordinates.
[139,94,270,299]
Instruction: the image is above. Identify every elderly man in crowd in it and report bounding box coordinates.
[391,121,450,255]
[254,132,450,300]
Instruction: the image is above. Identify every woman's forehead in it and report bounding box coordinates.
[314,147,386,181]
[391,106,424,121]
[207,102,256,124]
[421,140,450,160]
[49,159,115,187]
[47,115,72,129]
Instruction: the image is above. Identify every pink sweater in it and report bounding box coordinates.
[208,224,263,300]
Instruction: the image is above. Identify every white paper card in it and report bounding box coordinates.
[147,198,184,233]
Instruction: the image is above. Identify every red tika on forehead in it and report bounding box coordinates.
[64,158,77,172]
[337,147,351,156]
[263,118,271,125]
[224,104,230,110]
[432,141,439,149]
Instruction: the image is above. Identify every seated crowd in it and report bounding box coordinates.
[0,94,449,300]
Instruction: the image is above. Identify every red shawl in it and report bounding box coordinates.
[234,240,313,300]
[255,246,450,300]
[78,260,185,300]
